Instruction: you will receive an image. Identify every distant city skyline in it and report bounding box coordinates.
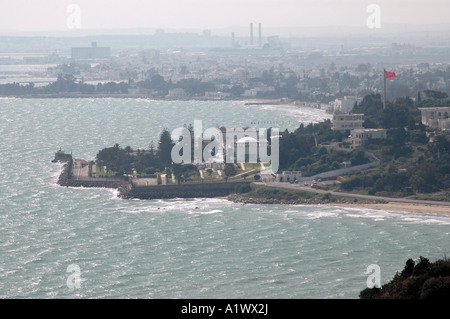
[1,0,450,35]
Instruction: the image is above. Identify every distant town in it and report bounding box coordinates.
[1,26,450,109]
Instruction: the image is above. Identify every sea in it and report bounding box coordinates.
[0,98,449,299]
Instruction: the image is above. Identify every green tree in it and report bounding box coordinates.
[235,182,251,193]
[229,85,244,97]
[172,163,183,184]
[350,148,368,166]
[224,164,236,177]
[158,128,175,166]
[400,259,415,279]
[411,160,442,193]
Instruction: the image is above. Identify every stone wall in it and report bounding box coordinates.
[126,182,246,200]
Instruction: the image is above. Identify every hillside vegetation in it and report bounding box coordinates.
[360,257,450,299]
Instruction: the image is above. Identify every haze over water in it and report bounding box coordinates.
[0,98,449,298]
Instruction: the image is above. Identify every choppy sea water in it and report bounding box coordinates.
[0,98,449,299]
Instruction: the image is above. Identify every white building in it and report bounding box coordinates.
[332,114,364,132]
[418,107,450,131]
[167,88,187,98]
[71,42,111,60]
[204,91,231,99]
[243,85,275,97]
[132,177,158,186]
[348,129,387,148]
[319,141,352,152]
[276,171,302,183]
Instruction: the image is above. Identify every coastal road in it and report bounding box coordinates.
[258,182,450,208]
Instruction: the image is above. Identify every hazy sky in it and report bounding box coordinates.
[1,0,449,33]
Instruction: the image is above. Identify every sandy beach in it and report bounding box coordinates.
[325,201,450,215]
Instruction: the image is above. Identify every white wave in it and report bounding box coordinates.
[305,211,340,219]
[119,198,230,215]
[0,97,19,100]
[109,188,121,200]
[31,190,46,198]
[407,217,450,226]
[336,206,450,225]
[48,161,65,186]
[240,102,331,127]
[188,209,223,215]
[159,198,227,209]
[120,206,165,214]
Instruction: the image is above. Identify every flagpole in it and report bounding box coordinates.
[383,68,386,109]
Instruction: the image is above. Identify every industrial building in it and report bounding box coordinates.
[71,42,111,60]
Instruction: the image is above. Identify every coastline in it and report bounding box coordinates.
[53,155,450,215]
[323,202,450,215]
[226,194,450,215]
[0,94,287,102]
[226,193,382,206]
[56,165,450,215]
[0,95,310,109]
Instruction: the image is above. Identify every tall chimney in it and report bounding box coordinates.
[258,23,262,47]
[250,23,253,46]
[232,32,235,47]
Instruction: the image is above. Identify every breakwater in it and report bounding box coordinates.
[227,193,333,205]
[227,192,381,205]
[54,153,131,197]
[53,152,247,200]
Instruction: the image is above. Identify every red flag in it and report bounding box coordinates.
[385,71,396,78]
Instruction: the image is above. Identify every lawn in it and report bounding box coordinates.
[96,165,117,177]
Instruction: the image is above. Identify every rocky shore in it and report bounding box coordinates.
[226,193,378,205]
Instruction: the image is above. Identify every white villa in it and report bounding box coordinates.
[167,88,187,98]
[332,113,364,132]
[418,107,450,131]
[276,171,302,183]
[348,129,387,148]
